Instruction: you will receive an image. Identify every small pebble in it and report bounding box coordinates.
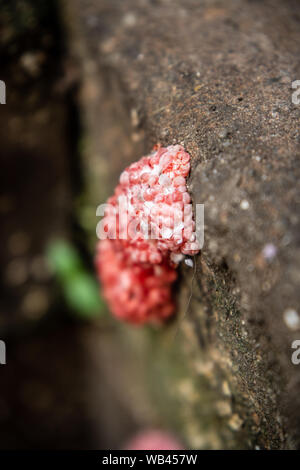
[184,258,194,268]
[262,243,277,261]
[240,199,250,210]
[283,309,300,331]
[122,12,137,27]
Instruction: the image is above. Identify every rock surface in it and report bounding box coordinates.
[66,0,300,448]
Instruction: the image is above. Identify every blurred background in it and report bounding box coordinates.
[0,0,144,450]
[0,0,199,450]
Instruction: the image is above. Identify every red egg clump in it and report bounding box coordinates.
[96,145,199,324]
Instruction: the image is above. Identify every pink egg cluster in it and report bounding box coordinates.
[96,145,199,324]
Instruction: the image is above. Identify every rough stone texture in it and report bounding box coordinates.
[66,0,300,449]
